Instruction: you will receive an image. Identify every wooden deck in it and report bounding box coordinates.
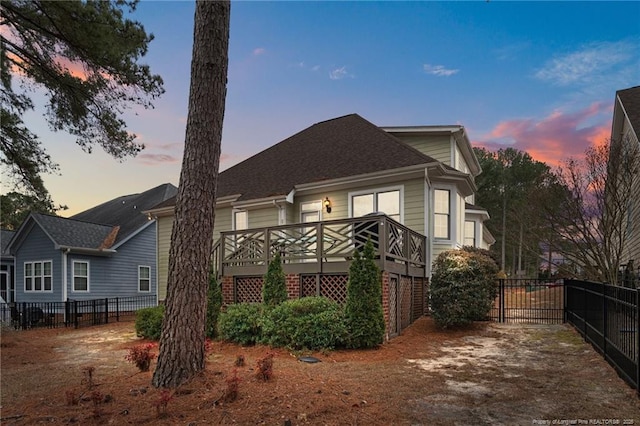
[212,215,427,278]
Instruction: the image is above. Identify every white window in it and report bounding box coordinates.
[351,188,401,222]
[24,261,52,292]
[301,200,322,223]
[234,210,248,230]
[72,261,89,292]
[464,221,476,247]
[434,189,450,239]
[138,266,151,292]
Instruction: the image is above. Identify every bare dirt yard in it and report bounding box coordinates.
[1,317,639,425]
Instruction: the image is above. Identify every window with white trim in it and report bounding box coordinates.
[234,210,248,230]
[464,220,476,247]
[72,261,89,292]
[434,189,450,239]
[139,266,151,292]
[351,189,401,222]
[24,261,52,292]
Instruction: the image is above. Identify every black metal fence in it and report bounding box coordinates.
[491,278,565,324]
[0,295,157,330]
[565,279,639,392]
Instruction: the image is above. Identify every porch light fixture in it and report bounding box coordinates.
[324,197,332,213]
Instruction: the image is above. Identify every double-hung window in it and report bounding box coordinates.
[434,189,451,239]
[24,261,52,292]
[72,261,89,292]
[464,220,476,247]
[139,266,151,292]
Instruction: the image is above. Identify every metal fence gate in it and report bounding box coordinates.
[491,278,565,324]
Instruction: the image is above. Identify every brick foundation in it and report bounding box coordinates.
[221,275,234,305]
[286,274,300,300]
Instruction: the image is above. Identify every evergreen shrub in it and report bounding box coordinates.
[135,305,164,340]
[343,240,385,348]
[261,296,346,350]
[430,249,499,328]
[262,253,287,307]
[217,303,263,345]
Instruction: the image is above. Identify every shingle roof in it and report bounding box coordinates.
[31,213,115,249]
[71,183,177,245]
[153,114,439,209]
[618,86,640,137]
[1,229,15,256]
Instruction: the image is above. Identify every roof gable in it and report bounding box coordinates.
[70,183,177,244]
[1,229,15,256]
[8,213,116,252]
[216,114,437,202]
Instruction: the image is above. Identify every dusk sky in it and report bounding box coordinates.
[5,1,640,216]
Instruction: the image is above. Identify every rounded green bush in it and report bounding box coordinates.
[261,297,346,350]
[217,303,263,345]
[430,249,499,328]
[135,305,164,340]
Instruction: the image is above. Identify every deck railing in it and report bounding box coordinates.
[212,215,427,278]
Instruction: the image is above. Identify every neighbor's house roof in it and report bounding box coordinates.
[1,229,16,258]
[8,183,177,254]
[613,85,640,139]
[71,183,177,246]
[152,114,468,211]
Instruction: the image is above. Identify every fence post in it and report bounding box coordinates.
[563,280,568,323]
[602,283,607,360]
[104,298,109,324]
[20,302,27,330]
[74,300,79,329]
[116,298,120,322]
[499,279,505,323]
[65,299,70,327]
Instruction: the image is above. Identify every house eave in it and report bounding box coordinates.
[56,245,116,256]
[294,163,433,194]
[232,195,289,210]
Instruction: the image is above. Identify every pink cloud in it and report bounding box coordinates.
[136,153,180,165]
[473,103,613,167]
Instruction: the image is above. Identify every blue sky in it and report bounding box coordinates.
[5,1,640,215]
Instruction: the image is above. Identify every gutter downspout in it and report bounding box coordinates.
[62,248,69,303]
[273,200,286,225]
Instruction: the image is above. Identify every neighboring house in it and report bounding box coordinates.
[612,86,640,278]
[6,184,177,304]
[147,114,491,337]
[1,229,16,322]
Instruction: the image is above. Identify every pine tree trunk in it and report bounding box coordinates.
[152,0,230,389]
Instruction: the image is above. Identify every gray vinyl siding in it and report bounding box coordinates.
[14,224,63,303]
[404,178,425,235]
[156,216,172,301]
[393,134,452,166]
[214,207,232,241]
[65,224,157,300]
[622,156,640,265]
[248,206,279,229]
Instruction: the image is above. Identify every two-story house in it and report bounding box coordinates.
[147,114,492,337]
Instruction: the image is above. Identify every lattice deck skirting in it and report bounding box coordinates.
[235,276,263,303]
[301,274,348,304]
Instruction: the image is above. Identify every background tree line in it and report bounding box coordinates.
[473,135,639,286]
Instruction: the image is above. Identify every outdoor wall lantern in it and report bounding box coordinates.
[324,197,332,214]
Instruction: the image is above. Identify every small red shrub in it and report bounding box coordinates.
[224,369,241,402]
[125,344,156,372]
[255,353,274,382]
